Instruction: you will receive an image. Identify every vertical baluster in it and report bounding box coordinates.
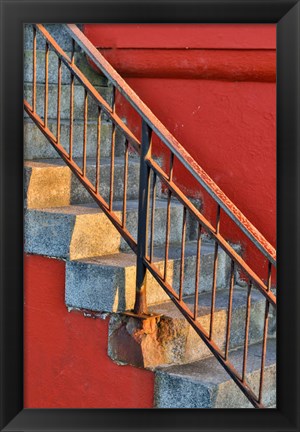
[122,139,129,228]
[164,152,174,281]
[179,206,187,301]
[109,87,116,211]
[150,172,157,263]
[82,89,88,176]
[56,57,62,143]
[32,26,37,113]
[258,261,272,403]
[209,204,221,339]
[134,120,152,315]
[194,223,202,320]
[69,40,75,159]
[44,42,49,128]
[225,260,235,360]
[242,281,252,382]
[95,106,102,194]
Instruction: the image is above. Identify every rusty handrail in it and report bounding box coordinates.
[24,24,276,408]
[64,23,276,267]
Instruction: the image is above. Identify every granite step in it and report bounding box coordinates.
[24,157,141,208]
[24,199,184,260]
[24,24,82,52]
[24,82,113,120]
[65,240,231,313]
[108,286,275,368]
[24,118,126,160]
[154,338,276,408]
[24,49,107,87]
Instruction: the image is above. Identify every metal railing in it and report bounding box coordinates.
[24,24,276,408]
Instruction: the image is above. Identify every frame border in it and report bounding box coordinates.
[1,1,299,431]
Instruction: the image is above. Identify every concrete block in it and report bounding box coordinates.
[24,157,140,208]
[24,118,125,160]
[24,50,107,87]
[24,24,83,52]
[24,83,113,120]
[24,199,183,259]
[65,240,230,313]
[24,204,120,260]
[154,338,276,408]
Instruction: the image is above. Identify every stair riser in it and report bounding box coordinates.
[25,203,183,260]
[24,50,107,87]
[24,161,140,208]
[155,363,276,408]
[24,83,113,120]
[24,119,125,160]
[65,249,230,312]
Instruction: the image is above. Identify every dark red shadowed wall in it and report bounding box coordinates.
[83,24,276,278]
[24,254,154,408]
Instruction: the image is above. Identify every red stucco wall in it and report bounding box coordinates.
[24,254,154,408]
[84,24,276,277]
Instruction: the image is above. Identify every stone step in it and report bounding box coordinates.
[24,24,82,52]
[24,49,107,87]
[154,338,276,408]
[24,157,141,208]
[24,83,113,120]
[108,286,275,368]
[65,240,231,313]
[24,118,125,160]
[24,199,184,260]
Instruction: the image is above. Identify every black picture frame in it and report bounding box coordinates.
[0,0,299,431]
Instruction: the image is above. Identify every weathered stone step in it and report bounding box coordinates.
[24,83,113,120]
[24,118,125,160]
[154,338,276,408]
[65,240,230,313]
[24,199,184,260]
[108,286,275,368]
[24,50,107,87]
[24,24,82,52]
[24,157,141,208]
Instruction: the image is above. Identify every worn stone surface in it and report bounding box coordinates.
[24,118,125,159]
[24,157,141,208]
[154,338,276,408]
[65,240,231,313]
[25,199,183,259]
[24,83,113,119]
[24,24,83,52]
[24,204,120,259]
[24,50,107,86]
[107,286,268,368]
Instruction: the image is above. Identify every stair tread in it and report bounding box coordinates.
[73,239,216,267]
[149,285,265,320]
[25,156,139,168]
[28,199,182,215]
[157,338,276,385]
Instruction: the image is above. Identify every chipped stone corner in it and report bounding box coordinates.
[107,312,189,369]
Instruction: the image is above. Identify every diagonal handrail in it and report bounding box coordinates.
[24,24,276,408]
[65,23,276,267]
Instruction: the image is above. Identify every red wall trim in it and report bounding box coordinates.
[83,24,276,50]
[97,48,276,82]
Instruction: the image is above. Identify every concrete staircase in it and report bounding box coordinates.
[24,24,276,408]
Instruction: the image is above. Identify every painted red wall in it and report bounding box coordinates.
[84,24,276,278]
[24,254,154,408]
